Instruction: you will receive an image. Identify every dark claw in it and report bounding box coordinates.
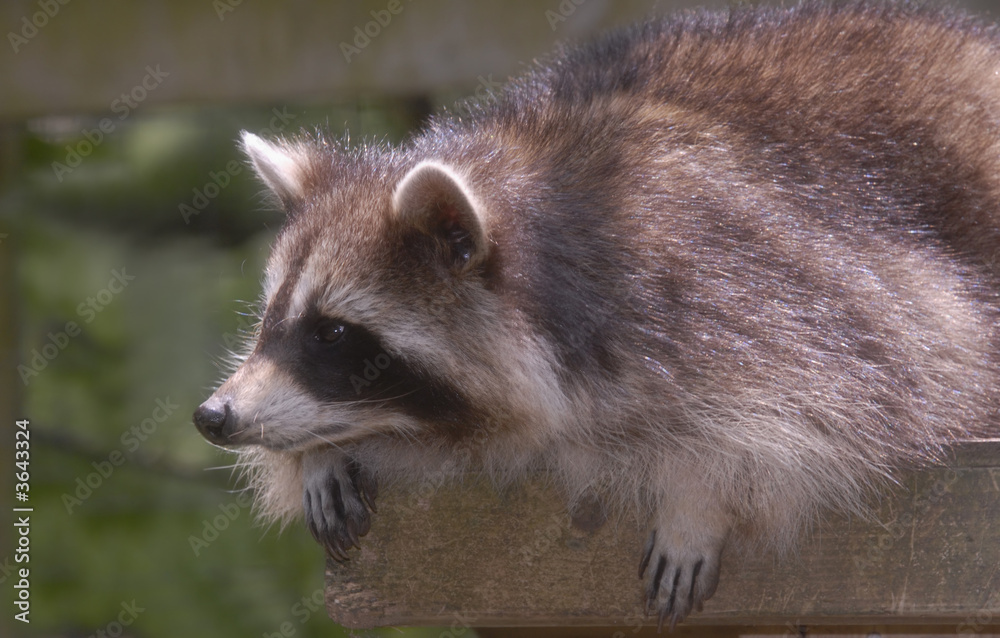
[356,511,372,537]
[326,541,349,563]
[641,528,723,632]
[360,488,378,513]
[329,477,346,520]
[349,459,379,513]
[639,530,656,578]
[304,491,321,541]
[649,555,667,605]
[345,517,360,549]
[667,567,680,616]
[689,559,703,607]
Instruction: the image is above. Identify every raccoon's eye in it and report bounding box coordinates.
[313,320,346,345]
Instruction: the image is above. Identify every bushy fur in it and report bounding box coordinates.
[196,1,1000,628]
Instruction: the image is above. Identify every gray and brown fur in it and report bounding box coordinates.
[194,1,1000,629]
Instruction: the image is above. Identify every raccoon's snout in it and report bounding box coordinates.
[193,396,235,445]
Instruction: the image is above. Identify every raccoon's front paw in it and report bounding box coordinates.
[638,529,723,632]
[301,447,377,561]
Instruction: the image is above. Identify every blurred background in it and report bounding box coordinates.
[2,1,997,636]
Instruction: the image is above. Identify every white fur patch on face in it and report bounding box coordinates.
[216,356,321,447]
[217,354,411,450]
[242,132,308,202]
[280,242,380,328]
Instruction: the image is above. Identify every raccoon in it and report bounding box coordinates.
[194,1,1000,629]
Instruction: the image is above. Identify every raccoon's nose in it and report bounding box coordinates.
[193,397,234,444]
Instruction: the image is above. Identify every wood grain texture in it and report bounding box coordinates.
[324,441,1000,630]
[5,0,999,117]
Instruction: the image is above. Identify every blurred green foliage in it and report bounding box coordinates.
[5,100,468,638]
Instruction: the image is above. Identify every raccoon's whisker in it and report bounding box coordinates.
[323,383,421,407]
[324,393,410,407]
[204,463,240,472]
[358,388,419,404]
[304,431,351,450]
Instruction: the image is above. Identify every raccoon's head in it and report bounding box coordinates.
[192,132,539,452]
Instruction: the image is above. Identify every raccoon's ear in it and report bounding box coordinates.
[392,161,488,272]
[241,132,308,205]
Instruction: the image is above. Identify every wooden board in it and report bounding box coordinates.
[0,0,678,118]
[324,441,1000,630]
[4,0,998,118]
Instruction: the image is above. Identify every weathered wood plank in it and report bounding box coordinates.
[5,0,997,118]
[472,630,1000,638]
[0,0,669,118]
[324,441,1000,629]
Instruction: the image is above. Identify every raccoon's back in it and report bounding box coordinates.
[421,1,1000,454]
[476,1,1000,273]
